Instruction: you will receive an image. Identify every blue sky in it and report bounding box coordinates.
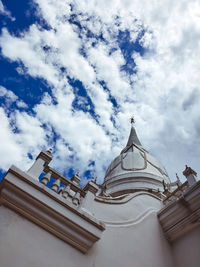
[0,0,200,184]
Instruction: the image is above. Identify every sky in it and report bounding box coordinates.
[0,0,200,185]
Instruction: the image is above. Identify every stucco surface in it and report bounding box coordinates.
[0,195,174,267]
[84,193,163,223]
[91,213,174,267]
[172,226,200,267]
[0,206,94,267]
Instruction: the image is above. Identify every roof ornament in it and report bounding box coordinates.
[130,116,135,125]
[175,173,182,187]
[47,148,53,154]
[183,165,198,186]
[183,165,197,177]
[92,177,97,184]
[176,173,180,181]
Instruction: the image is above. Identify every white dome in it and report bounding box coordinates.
[103,125,170,196]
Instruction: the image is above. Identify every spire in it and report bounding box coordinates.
[126,124,142,147]
[121,116,142,154]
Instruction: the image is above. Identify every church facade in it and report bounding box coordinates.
[0,123,200,267]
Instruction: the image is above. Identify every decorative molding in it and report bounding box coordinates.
[95,191,162,204]
[121,145,147,171]
[163,181,188,205]
[104,171,165,185]
[104,174,165,198]
[0,165,105,253]
[104,208,158,227]
[157,181,200,242]
[140,152,168,176]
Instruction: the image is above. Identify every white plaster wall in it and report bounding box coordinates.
[84,193,163,223]
[172,226,200,267]
[0,196,174,267]
[0,206,94,267]
[90,212,174,267]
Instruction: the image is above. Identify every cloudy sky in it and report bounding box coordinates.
[0,0,200,184]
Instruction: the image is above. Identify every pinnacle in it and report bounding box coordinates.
[126,125,142,147]
[121,124,142,154]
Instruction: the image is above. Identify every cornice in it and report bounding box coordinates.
[0,165,105,253]
[157,181,200,242]
[95,191,162,204]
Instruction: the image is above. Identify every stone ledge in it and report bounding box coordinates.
[157,181,200,242]
[0,165,105,253]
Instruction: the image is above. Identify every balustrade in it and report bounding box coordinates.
[40,166,85,206]
[27,149,98,207]
[163,181,189,205]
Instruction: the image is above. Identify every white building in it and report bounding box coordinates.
[0,122,200,267]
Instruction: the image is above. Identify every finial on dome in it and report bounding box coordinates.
[130,116,135,125]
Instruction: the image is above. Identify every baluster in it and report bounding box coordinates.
[72,191,81,206]
[58,187,64,195]
[62,184,71,199]
[41,171,52,185]
[51,178,61,192]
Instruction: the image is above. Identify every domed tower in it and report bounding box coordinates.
[103,117,170,197]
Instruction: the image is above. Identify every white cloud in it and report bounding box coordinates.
[0,85,18,102]
[15,111,47,149]
[33,87,113,180]
[0,108,30,170]
[0,85,27,109]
